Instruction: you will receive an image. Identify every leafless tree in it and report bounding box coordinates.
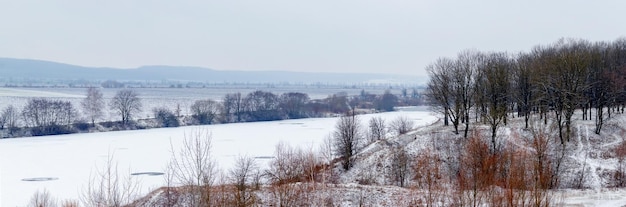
[22,98,77,135]
[222,92,244,123]
[265,142,318,207]
[266,142,305,185]
[1,105,20,135]
[513,52,536,129]
[29,189,58,207]
[367,116,386,142]
[326,94,350,114]
[81,87,104,126]
[333,114,363,170]
[319,135,336,183]
[161,160,179,207]
[230,155,259,207]
[279,92,310,119]
[81,153,140,207]
[414,149,445,207]
[454,50,482,139]
[244,90,281,121]
[390,147,410,187]
[190,99,220,124]
[389,116,414,136]
[479,52,512,152]
[109,89,142,125]
[426,57,455,128]
[537,39,592,144]
[168,130,217,206]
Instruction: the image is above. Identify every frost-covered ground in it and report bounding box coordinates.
[324,109,626,207]
[0,108,436,207]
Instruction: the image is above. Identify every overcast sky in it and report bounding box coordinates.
[1,0,625,75]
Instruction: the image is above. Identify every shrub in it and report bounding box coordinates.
[73,121,91,131]
[30,125,75,136]
[153,108,179,127]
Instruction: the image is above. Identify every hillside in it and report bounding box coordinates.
[0,57,426,84]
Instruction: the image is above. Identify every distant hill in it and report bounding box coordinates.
[0,58,426,85]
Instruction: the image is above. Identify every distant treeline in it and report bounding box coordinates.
[0,88,425,138]
[2,79,421,89]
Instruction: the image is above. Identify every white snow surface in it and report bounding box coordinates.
[0,88,84,98]
[0,109,437,207]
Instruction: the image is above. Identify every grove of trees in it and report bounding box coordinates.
[423,37,626,203]
[21,98,77,136]
[426,38,626,148]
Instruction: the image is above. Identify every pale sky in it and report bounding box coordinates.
[1,0,625,75]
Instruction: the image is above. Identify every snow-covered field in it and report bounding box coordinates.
[0,109,437,207]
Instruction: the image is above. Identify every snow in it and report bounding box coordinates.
[0,109,437,207]
[333,109,626,207]
[0,88,84,98]
[558,189,626,207]
[3,106,626,206]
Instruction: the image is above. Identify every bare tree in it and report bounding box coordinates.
[333,114,363,171]
[479,52,512,152]
[319,135,336,183]
[161,161,179,207]
[244,90,281,121]
[230,155,259,207]
[389,116,414,136]
[265,142,317,207]
[454,50,482,139]
[390,147,410,187]
[190,99,220,124]
[279,92,310,119]
[222,92,244,123]
[1,105,20,135]
[266,142,305,185]
[367,116,386,142]
[426,57,455,128]
[81,153,140,207]
[414,149,445,207]
[29,189,58,207]
[533,39,592,144]
[109,89,142,125]
[426,51,482,138]
[513,52,536,129]
[22,98,77,135]
[81,87,104,126]
[168,130,217,206]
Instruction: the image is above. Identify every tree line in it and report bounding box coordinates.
[0,87,422,137]
[426,38,626,148]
